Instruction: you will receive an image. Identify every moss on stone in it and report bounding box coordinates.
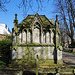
[17,42,55,46]
[45,47,48,59]
[31,47,34,59]
[24,47,29,59]
[40,47,43,59]
[58,45,63,51]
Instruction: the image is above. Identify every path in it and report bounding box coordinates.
[62,52,75,66]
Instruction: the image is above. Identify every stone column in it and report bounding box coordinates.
[12,32,16,45]
[32,28,33,43]
[51,30,54,44]
[49,30,51,43]
[41,30,43,44]
[50,30,52,43]
[26,29,28,43]
[43,31,45,44]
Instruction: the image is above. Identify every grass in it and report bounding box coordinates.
[0,60,6,68]
[60,66,75,72]
[63,49,75,55]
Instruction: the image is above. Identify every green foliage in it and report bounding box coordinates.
[0,37,12,64]
[0,60,6,68]
[69,42,75,48]
[63,49,75,55]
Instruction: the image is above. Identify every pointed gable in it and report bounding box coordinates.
[18,13,55,28]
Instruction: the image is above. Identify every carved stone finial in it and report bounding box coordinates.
[36,12,38,15]
[14,13,18,29]
[56,14,58,20]
[35,12,39,16]
[15,13,17,20]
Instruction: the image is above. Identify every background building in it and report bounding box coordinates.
[0,23,11,34]
[0,23,11,40]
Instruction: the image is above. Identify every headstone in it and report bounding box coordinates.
[73,48,75,52]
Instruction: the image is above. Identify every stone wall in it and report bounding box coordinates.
[12,46,56,60]
[14,29,55,44]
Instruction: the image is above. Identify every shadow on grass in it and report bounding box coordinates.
[22,71,36,75]
[47,73,55,75]
[22,71,55,75]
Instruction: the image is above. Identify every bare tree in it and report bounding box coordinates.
[0,0,50,15]
[18,0,49,16]
[0,0,10,12]
[56,0,75,46]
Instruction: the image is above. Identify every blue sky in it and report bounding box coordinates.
[0,0,57,32]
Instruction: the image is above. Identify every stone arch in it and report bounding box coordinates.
[43,30,46,43]
[56,31,60,44]
[22,29,27,43]
[27,29,32,43]
[51,30,55,44]
[49,30,51,43]
[33,22,41,43]
[46,30,50,44]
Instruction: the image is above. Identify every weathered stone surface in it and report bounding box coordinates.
[51,31,54,44]
[43,47,46,59]
[43,31,46,43]
[12,49,16,59]
[17,47,22,59]
[46,31,50,43]
[48,46,50,59]
[50,47,54,59]
[22,47,25,57]
[34,47,41,59]
[73,48,75,52]
[13,32,16,44]
[33,28,40,43]
[27,31,31,42]
[57,49,62,60]
[18,32,21,44]
[22,31,26,43]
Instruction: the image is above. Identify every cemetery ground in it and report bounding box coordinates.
[0,49,75,75]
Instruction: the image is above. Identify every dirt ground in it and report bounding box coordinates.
[62,52,75,66]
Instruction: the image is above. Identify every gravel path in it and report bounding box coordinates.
[62,52,75,66]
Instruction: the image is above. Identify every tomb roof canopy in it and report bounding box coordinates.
[18,13,55,28]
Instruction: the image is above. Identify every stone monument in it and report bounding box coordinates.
[11,13,63,67]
